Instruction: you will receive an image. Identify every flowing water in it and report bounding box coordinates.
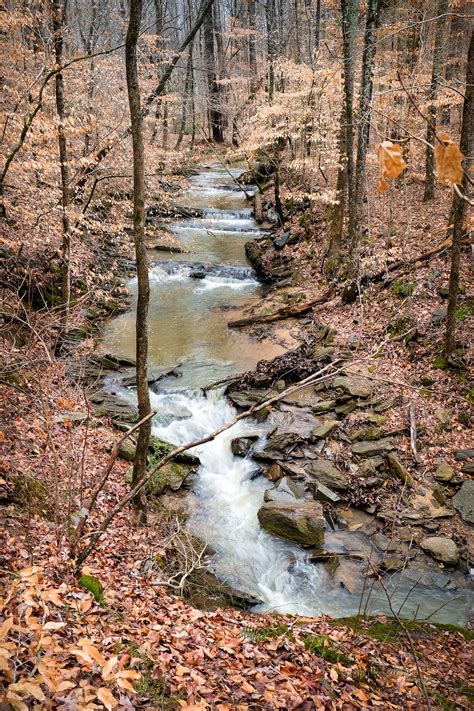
[101,166,472,625]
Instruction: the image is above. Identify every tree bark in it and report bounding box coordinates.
[175,43,194,148]
[340,0,358,251]
[445,29,473,357]
[248,0,257,94]
[52,0,71,352]
[125,0,152,520]
[266,0,276,102]
[423,0,448,202]
[354,0,380,211]
[204,6,225,142]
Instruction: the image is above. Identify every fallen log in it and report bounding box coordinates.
[228,290,332,328]
[342,238,452,304]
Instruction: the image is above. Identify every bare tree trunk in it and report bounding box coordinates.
[442,12,463,125]
[203,5,225,142]
[314,0,321,54]
[266,0,276,102]
[424,0,448,202]
[248,0,257,94]
[175,43,194,148]
[354,0,379,211]
[445,29,473,357]
[126,0,152,520]
[52,0,71,352]
[340,0,358,251]
[325,111,347,275]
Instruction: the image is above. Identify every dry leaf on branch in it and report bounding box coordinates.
[377,141,406,192]
[435,131,464,186]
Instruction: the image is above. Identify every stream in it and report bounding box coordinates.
[101,166,472,626]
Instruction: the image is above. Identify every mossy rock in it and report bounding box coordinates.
[125,462,189,495]
[333,615,474,642]
[149,436,198,465]
[9,474,51,519]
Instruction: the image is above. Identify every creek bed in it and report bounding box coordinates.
[100,166,472,626]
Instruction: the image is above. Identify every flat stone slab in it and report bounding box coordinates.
[351,438,394,457]
[420,536,460,565]
[305,459,349,491]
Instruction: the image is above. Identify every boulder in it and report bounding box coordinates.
[231,436,258,457]
[227,388,275,409]
[305,459,349,491]
[118,439,136,462]
[420,537,460,565]
[434,461,455,482]
[332,375,372,398]
[452,480,474,524]
[309,421,339,441]
[351,438,394,457]
[257,500,325,545]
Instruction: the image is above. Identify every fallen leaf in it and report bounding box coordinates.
[97,686,118,710]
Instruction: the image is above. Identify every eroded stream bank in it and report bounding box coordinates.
[95,166,472,626]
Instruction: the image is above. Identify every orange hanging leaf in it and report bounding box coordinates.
[435,132,464,186]
[377,141,406,193]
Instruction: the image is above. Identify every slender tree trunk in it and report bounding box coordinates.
[442,13,463,125]
[445,29,473,357]
[424,0,448,202]
[52,0,71,352]
[351,0,380,248]
[325,110,347,275]
[314,0,321,54]
[126,0,152,520]
[248,0,257,94]
[203,6,224,142]
[340,0,358,250]
[175,43,194,148]
[266,0,276,102]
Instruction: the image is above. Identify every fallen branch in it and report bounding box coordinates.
[409,403,422,465]
[228,290,332,328]
[70,410,156,557]
[342,239,452,303]
[74,358,345,568]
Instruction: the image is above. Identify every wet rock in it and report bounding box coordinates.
[434,461,455,482]
[228,388,274,409]
[454,449,474,461]
[148,435,199,465]
[265,462,283,481]
[386,453,414,486]
[264,477,305,503]
[351,439,394,457]
[452,480,474,524]
[311,399,337,414]
[309,421,339,441]
[257,500,325,545]
[231,436,258,457]
[305,459,349,491]
[420,537,460,565]
[332,375,372,398]
[372,532,397,552]
[254,433,301,461]
[311,482,341,504]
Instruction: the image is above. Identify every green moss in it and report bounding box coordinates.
[244,622,294,642]
[387,315,411,335]
[78,575,105,605]
[128,646,186,708]
[455,299,473,322]
[391,281,414,299]
[302,634,353,666]
[333,616,474,642]
[466,388,474,405]
[420,375,435,386]
[433,354,449,370]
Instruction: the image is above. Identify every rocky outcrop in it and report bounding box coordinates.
[257,500,325,545]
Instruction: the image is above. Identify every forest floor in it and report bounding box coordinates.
[1,151,473,710]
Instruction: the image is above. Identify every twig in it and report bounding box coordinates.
[71,410,156,556]
[408,403,422,465]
